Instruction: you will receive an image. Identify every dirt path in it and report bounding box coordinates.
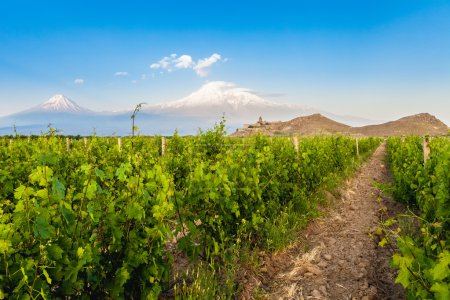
[260,143,405,299]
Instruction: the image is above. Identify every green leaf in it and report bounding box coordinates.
[378,238,388,247]
[392,253,413,288]
[116,163,132,182]
[29,166,53,187]
[0,239,11,254]
[431,250,450,281]
[95,168,105,180]
[0,288,6,299]
[115,266,130,286]
[126,202,145,220]
[33,216,55,240]
[46,244,63,260]
[431,282,450,300]
[51,178,65,201]
[60,206,75,225]
[14,185,27,200]
[85,181,97,200]
[42,268,52,284]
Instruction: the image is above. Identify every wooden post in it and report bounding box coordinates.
[28,135,30,143]
[9,139,12,146]
[293,136,299,153]
[356,138,359,157]
[423,137,430,163]
[118,137,122,152]
[66,138,70,152]
[84,137,87,148]
[161,137,166,156]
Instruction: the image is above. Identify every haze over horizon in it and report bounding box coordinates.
[1,1,450,125]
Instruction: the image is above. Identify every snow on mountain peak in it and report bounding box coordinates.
[37,94,88,113]
[156,81,277,110]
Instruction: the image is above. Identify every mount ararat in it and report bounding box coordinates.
[0,81,376,136]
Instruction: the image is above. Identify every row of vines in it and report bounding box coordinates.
[386,137,450,299]
[0,124,381,299]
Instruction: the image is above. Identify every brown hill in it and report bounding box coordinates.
[351,113,449,136]
[233,113,449,137]
[233,114,351,136]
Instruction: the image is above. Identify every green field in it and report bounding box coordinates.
[0,124,382,299]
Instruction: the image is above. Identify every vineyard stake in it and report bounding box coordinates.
[118,137,122,152]
[84,137,87,148]
[293,136,299,153]
[423,137,430,163]
[161,137,166,156]
[356,138,359,157]
[66,138,70,152]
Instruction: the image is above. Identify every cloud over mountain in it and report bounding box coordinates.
[149,53,223,77]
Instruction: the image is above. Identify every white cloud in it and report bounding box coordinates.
[194,53,221,77]
[150,55,175,69]
[174,54,194,69]
[114,71,129,76]
[149,53,223,77]
[74,78,84,85]
[141,73,148,80]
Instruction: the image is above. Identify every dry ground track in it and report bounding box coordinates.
[257,143,405,299]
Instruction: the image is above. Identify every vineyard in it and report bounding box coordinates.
[386,137,450,299]
[0,122,381,299]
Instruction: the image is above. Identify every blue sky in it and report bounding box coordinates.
[1,0,450,124]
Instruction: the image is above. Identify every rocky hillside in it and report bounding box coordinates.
[233,113,449,137]
[351,113,449,136]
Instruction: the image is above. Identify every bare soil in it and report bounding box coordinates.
[246,143,405,299]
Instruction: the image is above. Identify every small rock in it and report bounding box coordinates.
[328,237,337,245]
[318,261,328,268]
[338,259,346,266]
[314,277,326,285]
[311,289,322,298]
[360,281,369,290]
[319,285,327,295]
[361,296,370,300]
[305,272,314,277]
[323,254,332,261]
[306,265,323,275]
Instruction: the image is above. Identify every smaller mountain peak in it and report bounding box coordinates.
[38,94,87,113]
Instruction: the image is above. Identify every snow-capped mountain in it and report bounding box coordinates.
[154,81,281,109]
[146,81,317,123]
[25,94,90,113]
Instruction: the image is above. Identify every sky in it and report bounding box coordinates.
[1,0,450,124]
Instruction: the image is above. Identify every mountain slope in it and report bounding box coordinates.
[351,113,449,136]
[21,94,91,114]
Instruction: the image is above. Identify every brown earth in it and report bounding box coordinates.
[351,113,449,137]
[242,143,406,299]
[233,113,449,137]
